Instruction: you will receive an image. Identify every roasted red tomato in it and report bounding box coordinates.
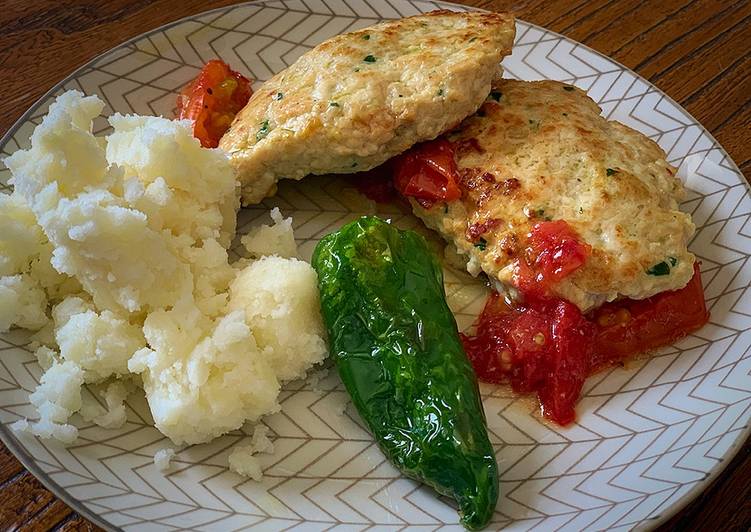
[590,262,709,371]
[460,293,515,385]
[176,59,252,148]
[462,263,709,426]
[515,220,591,297]
[538,300,593,425]
[462,294,594,426]
[392,139,462,204]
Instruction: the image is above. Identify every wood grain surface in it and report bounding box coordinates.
[1,0,749,530]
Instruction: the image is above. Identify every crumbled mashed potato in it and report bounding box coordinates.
[79,380,134,429]
[27,360,83,444]
[229,256,329,382]
[129,306,281,444]
[2,91,327,457]
[241,208,297,259]
[228,424,275,480]
[53,297,145,381]
[0,193,79,332]
[154,447,176,472]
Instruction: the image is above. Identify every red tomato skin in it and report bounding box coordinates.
[515,220,591,297]
[590,262,709,371]
[460,293,514,385]
[538,300,594,425]
[507,307,551,393]
[176,59,252,148]
[462,263,709,426]
[392,139,462,203]
[461,294,594,425]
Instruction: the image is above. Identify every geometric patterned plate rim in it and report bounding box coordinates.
[1,1,749,531]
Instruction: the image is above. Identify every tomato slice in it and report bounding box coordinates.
[462,294,594,425]
[462,263,709,426]
[590,262,709,371]
[392,139,462,204]
[515,220,591,297]
[176,59,252,148]
[538,300,593,425]
[461,293,514,385]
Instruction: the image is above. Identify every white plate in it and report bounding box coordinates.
[1,1,749,530]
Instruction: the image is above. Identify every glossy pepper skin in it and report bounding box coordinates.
[312,216,499,530]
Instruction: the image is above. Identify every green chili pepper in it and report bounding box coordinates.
[312,216,499,530]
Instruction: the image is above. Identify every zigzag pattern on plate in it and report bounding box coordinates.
[0,1,749,530]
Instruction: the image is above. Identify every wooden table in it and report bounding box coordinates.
[1,0,749,530]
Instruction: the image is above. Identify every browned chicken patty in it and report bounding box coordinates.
[410,79,695,312]
[219,10,515,205]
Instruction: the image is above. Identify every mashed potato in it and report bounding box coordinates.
[154,447,176,472]
[0,193,79,332]
[229,256,328,382]
[53,297,145,381]
[129,306,281,444]
[2,91,327,454]
[227,424,274,480]
[241,208,297,259]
